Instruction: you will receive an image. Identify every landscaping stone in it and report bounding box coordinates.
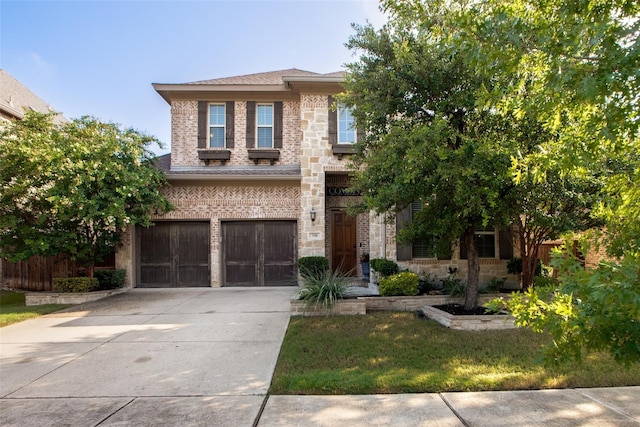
[290,299,367,316]
[421,305,516,330]
[24,288,128,306]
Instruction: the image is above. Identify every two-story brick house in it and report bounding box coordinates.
[115,69,518,288]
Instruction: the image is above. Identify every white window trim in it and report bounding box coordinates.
[256,103,274,148]
[208,103,226,148]
[337,104,356,144]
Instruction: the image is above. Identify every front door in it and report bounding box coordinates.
[331,210,357,276]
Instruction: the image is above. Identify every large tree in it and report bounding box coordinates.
[378,0,640,363]
[0,111,173,276]
[342,20,521,311]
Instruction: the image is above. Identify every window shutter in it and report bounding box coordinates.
[459,236,468,259]
[246,101,256,148]
[396,206,412,261]
[197,101,207,148]
[499,228,513,260]
[225,101,235,148]
[328,96,337,145]
[274,101,283,148]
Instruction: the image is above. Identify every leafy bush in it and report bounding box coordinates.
[483,277,507,293]
[298,256,329,278]
[53,277,99,293]
[379,272,419,296]
[94,269,126,290]
[369,258,399,277]
[507,257,543,276]
[442,274,466,297]
[298,268,352,310]
[418,273,439,294]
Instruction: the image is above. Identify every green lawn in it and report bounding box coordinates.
[271,312,640,394]
[0,290,72,327]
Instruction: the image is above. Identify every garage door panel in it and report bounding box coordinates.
[137,222,210,287]
[223,221,296,287]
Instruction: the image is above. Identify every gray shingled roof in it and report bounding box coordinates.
[0,69,66,123]
[185,68,343,86]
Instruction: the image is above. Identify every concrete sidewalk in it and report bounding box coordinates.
[1,288,639,426]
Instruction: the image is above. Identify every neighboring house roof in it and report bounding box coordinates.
[0,69,66,124]
[153,153,301,181]
[153,68,345,103]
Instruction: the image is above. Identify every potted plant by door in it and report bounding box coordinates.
[360,252,370,281]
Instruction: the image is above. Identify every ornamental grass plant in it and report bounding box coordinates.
[297,267,353,310]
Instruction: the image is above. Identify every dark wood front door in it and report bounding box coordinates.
[222,221,297,286]
[332,210,357,276]
[137,222,210,287]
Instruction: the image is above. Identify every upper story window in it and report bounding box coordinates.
[257,104,274,148]
[209,104,226,148]
[338,104,356,144]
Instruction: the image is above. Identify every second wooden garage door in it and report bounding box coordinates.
[222,221,297,286]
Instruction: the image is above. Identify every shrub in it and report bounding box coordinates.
[379,272,419,296]
[418,273,439,295]
[298,256,329,278]
[442,274,466,297]
[370,258,399,277]
[298,268,352,310]
[483,277,507,293]
[94,269,126,290]
[53,277,99,293]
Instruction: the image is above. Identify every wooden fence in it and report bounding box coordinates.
[1,252,115,292]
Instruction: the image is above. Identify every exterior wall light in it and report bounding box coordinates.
[310,207,316,222]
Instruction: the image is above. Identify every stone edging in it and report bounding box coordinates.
[421,305,516,330]
[25,288,128,306]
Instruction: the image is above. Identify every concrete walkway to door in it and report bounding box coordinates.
[0,287,297,426]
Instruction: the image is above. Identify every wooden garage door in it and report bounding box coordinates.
[222,221,297,286]
[137,222,210,287]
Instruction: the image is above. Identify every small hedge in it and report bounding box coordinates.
[379,272,419,296]
[95,269,126,290]
[370,258,399,277]
[298,256,329,278]
[53,277,99,293]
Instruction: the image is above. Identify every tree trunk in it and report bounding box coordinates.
[85,264,95,278]
[463,227,480,311]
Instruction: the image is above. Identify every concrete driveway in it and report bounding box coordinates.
[0,287,297,427]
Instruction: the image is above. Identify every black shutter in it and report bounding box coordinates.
[499,228,514,260]
[246,101,256,148]
[396,206,412,261]
[459,236,468,259]
[328,96,337,145]
[197,101,207,148]
[225,101,235,148]
[274,101,283,148]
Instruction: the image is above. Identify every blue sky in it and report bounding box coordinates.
[1,0,385,154]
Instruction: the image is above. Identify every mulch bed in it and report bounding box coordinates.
[432,303,493,316]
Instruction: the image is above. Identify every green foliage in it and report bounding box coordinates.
[489,245,640,366]
[0,111,173,271]
[94,269,126,290]
[297,256,329,279]
[418,273,439,294]
[369,258,399,277]
[484,277,507,294]
[298,268,352,311]
[53,277,99,293]
[379,272,419,296]
[442,274,466,298]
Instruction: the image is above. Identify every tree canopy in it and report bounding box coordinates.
[0,111,173,275]
[361,0,640,364]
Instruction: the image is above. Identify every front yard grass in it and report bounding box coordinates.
[271,312,640,394]
[0,290,72,327]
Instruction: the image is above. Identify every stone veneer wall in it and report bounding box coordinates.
[119,184,300,287]
[171,100,301,168]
